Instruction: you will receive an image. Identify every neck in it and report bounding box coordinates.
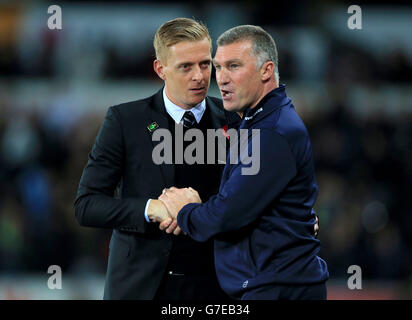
[250,82,278,110]
[239,81,278,118]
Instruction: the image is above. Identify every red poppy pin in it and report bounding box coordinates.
[222,125,230,140]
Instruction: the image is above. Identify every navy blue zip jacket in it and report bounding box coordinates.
[177,85,329,299]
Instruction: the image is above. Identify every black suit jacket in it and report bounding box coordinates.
[74,89,236,299]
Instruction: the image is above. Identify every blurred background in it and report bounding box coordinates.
[0,0,411,299]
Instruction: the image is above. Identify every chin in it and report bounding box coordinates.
[222,102,237,112]
[189,94,205,102]
[190,99,203,106]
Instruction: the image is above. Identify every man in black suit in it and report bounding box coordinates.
[74,18,235,300]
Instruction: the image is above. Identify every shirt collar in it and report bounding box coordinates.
[163,88,206,124]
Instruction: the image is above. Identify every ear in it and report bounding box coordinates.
[154,59,166,81]
[260,61,275,81]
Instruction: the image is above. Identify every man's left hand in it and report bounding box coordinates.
[158,187,201,218]
[314,215,319,238]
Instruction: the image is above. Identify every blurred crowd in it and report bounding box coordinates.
[0,98,109,275]
[0,2,411,296]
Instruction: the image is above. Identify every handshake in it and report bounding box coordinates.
[147,187,202,235]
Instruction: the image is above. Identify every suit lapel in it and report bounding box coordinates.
[145,88,175,187]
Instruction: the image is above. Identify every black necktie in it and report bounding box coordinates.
[182,111,196,128]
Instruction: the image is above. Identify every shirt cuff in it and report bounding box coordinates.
[144,199,152,223]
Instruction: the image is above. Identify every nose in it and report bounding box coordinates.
[216,68,229,86]
[192,65,203,82]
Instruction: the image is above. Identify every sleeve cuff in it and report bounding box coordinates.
[144,199,152,223]
[177,203,198,232]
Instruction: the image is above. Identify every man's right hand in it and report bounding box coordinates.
[147,199,170,223]
[147,199,182,235]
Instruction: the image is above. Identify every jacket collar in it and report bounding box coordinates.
[240,84,290,128]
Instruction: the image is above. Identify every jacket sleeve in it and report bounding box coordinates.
[177,130,297,242]
[74,106,149,233]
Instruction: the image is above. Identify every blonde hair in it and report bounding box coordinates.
[154,17,212,63]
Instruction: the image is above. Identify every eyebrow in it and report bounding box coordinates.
[177,59,211,67]
[177,62,193,67]
[213,59,242,66]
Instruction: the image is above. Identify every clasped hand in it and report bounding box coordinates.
[151,187,201,235]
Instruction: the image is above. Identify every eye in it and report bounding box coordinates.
[180,64,190,71]
[230,64,239,69]
[201,61,211,69]
[214,65,221,71]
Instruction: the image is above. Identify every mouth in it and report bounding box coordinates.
[220,89,233,100]
[189,87,206,94]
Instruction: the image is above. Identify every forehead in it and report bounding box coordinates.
[166,38,211,64]
[214,40,253,63]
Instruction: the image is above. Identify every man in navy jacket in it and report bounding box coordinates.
[159,25,329,300]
